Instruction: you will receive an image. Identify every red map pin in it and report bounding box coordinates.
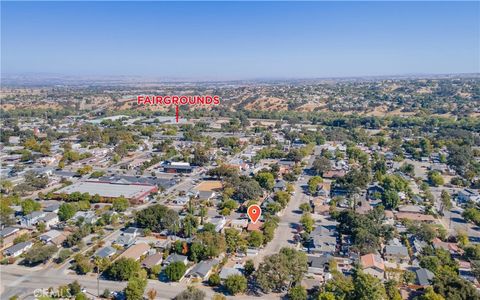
[247,204,262,224]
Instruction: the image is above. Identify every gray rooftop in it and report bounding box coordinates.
[384,245,409,257]
[187,259,218,278]
[55,180,156,199]
[96,246,117,258]
[0,227,19,238]
[416,268,434,286]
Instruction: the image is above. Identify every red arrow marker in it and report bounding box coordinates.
[247,204,262,224]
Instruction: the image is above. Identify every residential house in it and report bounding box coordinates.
[457,189,480,204]
[21,211,47,227]
[415,268,434,286]
[38,213,59,229]
[198,191,216,202]
[384,245,410,263]
[323,169,346,179]
[116,243,150,261]
[309,226,337,255]
[43,203,60,213]
[219,263,243,280]
[163,253,188,266]
[307,254,332,275]
[458,260,475,283]
[312,198,330,215]
[367,184,384,200]
[228,219,248,231]
[273,180,287,192]
[432,238,464,256]
[208,216,226,232]
[3,241,33,257]
[247,222,263,233]
[114,235,136,248]
[124,227,142,238]
[96,246,117,259]
[39,230,63,244]
[0,227,24,250]
[278,160,296,174]
[360,254,385,280]
[395,212,436,223]
[73,211,97,224]
[186,259,218,281]
[141,253,163,269]
[0,227,19,240]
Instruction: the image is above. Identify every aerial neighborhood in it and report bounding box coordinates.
[1,77,480,300]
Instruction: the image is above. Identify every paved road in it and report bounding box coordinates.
[0,263,283,300]
[253,150,317,265]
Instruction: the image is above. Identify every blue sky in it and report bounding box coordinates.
[1,1,479,79]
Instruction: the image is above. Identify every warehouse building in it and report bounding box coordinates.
[54,180,158,204]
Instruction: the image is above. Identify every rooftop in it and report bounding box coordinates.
[55,180,156,200]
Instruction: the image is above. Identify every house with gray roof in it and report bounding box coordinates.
[21,211,46,227]
[186,259,218,281]
[219,263,243,280]
[0,227,19,239]
[96,246,117,258]
[114,235,135,248]
[415,268,434,286]
[163,253,188,266]
[3,241,33,257]
[384,245,409,263]
[141,253,163,269]
[273,180,287,192]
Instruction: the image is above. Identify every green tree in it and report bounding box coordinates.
[113,196,130,212]
[256,248,308,293]
[318,292,336,300]
[440,190,452,215]
[58,203,77,221]
[382,190,400,210]
[21,199,41,215]
[273,191,291,208]
[244,259,255,276]
[428,171,444,187]
[312,156,331,176]
[224,274,247,295]
[135,204,179,233]
[23,245,58,266]
[225,228,243,253]
[105,258,141,281]
[300,213,314,234]
[352,270,387,300]
[299,203,312,213]
[75,293,88,300]
[72,254,93,274]
[232,178,263,202]
[288,286,307,300]
[125,276,147,300]
[174,286,205,300]
[255,172,275,190]
[182,214,198,237]
[307,176,323,195]
[165,261,187,282]
[248,231,264,248]
[385,280,402,300]
[208,273,221,286]
[416,287,445,300]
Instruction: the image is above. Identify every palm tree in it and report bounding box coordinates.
[147,288,157,300]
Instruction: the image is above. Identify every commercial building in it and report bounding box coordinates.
[54,180,157,204]
[161,161,193,174]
